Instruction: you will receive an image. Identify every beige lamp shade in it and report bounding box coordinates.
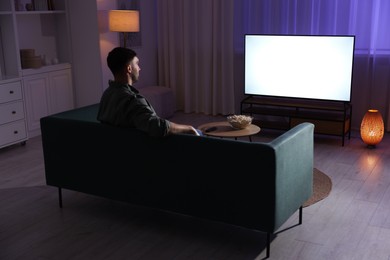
[109,10,140,32]
[360,109,384,147]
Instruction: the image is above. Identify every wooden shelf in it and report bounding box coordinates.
[15,11,65,15]
[241,95,352,146]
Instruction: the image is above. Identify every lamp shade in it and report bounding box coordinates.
[109,10,139,32]
[360,109,384,147]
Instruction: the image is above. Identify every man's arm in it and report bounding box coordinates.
[168,122,200,136]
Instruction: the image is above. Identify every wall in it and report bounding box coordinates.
[350,56,390,131]
[67,0,103,107]
[96,0,117,91]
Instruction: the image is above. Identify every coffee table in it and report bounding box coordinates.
[198,121,261,141]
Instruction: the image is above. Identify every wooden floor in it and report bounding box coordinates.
[1,111,390,260]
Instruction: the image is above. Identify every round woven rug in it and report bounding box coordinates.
[303,168,332,207]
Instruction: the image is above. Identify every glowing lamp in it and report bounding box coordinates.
[360,109,384,148]
[109,10,140,48]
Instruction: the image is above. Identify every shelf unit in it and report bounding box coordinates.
[0,0,74,147]
[14,1,70,70]
[240,95,352,146]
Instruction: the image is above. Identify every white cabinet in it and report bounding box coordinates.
[22,72,49,134]
[48,68,74,114]
[23,64,74,137]
[0,79,28,148]
[0,0,74,143]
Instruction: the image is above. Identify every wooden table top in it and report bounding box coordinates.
[197,121,261,138]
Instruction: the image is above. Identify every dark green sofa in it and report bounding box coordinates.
[40,104,314,258]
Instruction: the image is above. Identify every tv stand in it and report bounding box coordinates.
[240,96,352,146]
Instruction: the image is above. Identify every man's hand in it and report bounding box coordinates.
[169,122,200,136]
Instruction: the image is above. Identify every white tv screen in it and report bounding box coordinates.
[245,34,355,102]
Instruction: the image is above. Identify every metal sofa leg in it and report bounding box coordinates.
[58,187,63,208]
[265,207,303,258]
[266,232,270,258]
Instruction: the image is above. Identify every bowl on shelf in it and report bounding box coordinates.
[227,115,253,129]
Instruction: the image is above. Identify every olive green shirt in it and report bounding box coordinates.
[97,81,170,137]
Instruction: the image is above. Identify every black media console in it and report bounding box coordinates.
[240,95,352,146]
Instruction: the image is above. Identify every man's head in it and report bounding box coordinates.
[107,47,140,83]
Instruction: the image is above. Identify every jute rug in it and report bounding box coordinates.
[303,168,332,207]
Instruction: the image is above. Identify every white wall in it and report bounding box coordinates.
[67,0,103,107]
[96,0,117,90]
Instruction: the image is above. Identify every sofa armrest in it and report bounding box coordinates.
[268,122,314,231]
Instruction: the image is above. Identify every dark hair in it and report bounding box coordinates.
[107,47,137,75]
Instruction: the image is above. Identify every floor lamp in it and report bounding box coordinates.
[109,10,140,48]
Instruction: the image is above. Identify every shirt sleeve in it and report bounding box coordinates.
[122,94,170,137]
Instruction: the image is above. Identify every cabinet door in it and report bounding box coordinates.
[48,69,74,114]
[23,74,50,132]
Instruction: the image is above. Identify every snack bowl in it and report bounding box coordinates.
[227,115,253,129]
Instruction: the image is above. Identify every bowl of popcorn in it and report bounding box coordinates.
[227,115,253,129]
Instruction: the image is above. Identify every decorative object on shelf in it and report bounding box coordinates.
[25,3,33,11]
[109,10,139,48]
[47,0,55,10]
[360,109,384,148]
[14,0,24,11]
[40,55,48,66]
[32,0,51,11]
[20,49,42,69]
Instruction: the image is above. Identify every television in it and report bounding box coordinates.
[244,34,355,102]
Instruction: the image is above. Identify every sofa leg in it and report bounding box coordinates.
[58,187,63,208]
[299,206,303,225]
[266,232,270,258]
[264,207,302,258]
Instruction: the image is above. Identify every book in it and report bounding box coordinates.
[33,0,48,11]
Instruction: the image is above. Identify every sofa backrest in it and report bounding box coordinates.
[40,104,314,233]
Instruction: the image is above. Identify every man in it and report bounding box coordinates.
[97,47,200,137]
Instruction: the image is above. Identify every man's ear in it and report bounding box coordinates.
[126,64,132,74]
